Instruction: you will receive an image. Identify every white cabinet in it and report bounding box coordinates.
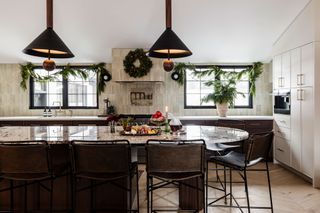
[274,114,291,166]
[290,87,314,177]
[281,52,291,89]
[274,42,315,179]
[300,87,314,177]
[301,43,314,87]
[273,55,282,90]
[273,52,291,89]
[290,43,314,88]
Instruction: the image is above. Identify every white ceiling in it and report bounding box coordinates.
[0,0,310,64]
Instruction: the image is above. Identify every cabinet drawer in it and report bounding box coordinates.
[274,125,291,140]
[275,136,290,166]
[274,115,290,129]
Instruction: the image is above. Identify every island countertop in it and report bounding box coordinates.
[0,125,249,145]
[0,115,273,121]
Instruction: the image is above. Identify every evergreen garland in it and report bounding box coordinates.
[123,48,153,78]
[20,62,111,95]
[173,62,264,96]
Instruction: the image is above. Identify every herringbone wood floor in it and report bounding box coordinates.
[138,163,320,213]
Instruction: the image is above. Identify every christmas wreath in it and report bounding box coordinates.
[123,48,153,78]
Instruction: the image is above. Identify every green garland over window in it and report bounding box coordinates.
[172,62,263,96]
[123,48,153,78]
[20,62,111,95]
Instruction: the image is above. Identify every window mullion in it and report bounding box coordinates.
[63,78,68,109]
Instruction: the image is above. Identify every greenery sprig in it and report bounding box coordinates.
[20,62,111,95]
[172,62,263,96]
[123,48,153,78]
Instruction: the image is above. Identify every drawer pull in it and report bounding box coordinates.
[279,120,286,124]
[277,148,284,152]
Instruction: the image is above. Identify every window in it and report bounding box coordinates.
[30,67,98,109]
[184,66,252,109]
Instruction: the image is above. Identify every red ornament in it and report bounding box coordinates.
[43,59,56,71]
[163,59,174,72]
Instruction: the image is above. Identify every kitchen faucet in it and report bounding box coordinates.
[52,101,62,111]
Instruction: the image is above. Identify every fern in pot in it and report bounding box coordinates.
[202,77,243,117]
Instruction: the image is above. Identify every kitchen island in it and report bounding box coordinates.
[0,125,249,212]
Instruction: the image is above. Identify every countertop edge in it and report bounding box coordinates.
[0,115,274,121]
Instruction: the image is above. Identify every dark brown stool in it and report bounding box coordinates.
[0,140,54,213]
[208,132,274,213]
[70,140,139,212]
[145,139,206,213]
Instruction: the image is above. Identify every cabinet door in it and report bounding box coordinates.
[301,43,314,87]
[273,55,282,90]
[290,88,301,171]
[300,87,314,177]
[281,52,291,89]
[290,48,301,88]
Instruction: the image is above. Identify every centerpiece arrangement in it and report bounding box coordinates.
[149,111,166,126]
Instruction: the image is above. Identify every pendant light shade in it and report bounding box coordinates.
[148,28,192,58]
[23,27,74,58]
[23,0,74,71]
[148,0,192,72]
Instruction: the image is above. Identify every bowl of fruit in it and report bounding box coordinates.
[149,111,166,126]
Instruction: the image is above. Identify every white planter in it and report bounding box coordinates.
[216,103,228,117]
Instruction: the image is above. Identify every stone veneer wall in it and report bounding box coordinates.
[0,51,272,116]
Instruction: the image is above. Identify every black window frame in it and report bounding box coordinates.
[184,65,253,109]
[29,65,99,110]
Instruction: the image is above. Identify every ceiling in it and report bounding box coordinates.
[0,0,310,64]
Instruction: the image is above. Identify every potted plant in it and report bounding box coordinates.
[202,77,243,117]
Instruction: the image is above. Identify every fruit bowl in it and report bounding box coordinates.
[150,111,166,126]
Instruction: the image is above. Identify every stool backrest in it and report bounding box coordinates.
[71,140,131,175]
[146,140,205,174]
[0,141,50,175]
[245,132,274,163]
[217,119,246,130]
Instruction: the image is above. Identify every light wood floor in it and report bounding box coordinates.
[137,163,320,213]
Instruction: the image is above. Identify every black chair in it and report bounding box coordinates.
[208,132,274,213]
[0,140,54,213]
[205,119,246,208]
[145,139,206,213]
[70,140,139,212]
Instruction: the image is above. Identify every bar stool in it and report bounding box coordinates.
[206,120,246,210]
[145,139,206,213]
[0,140,54,213]
[208,132,274,212]
[70,140,139,212]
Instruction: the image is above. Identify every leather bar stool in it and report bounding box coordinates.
[208,132,274,213]
[0,140,54,213]
[206,119,246,209]
[70,140,139,212]
[145,139,206,213]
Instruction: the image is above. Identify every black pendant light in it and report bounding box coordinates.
[23,0,74,71]
[148,0,192,72]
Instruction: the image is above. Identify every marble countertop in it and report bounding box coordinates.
[0,125,249,145]
[0,115,273,121]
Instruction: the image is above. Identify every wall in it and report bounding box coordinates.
[0,55,272,116]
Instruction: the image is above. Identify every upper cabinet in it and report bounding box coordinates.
[273,52,290,90]
[111,48,165,82]
[290,43,314,88]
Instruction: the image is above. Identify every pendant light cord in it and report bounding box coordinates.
[47,0,53,28]
[166,0,172,29]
